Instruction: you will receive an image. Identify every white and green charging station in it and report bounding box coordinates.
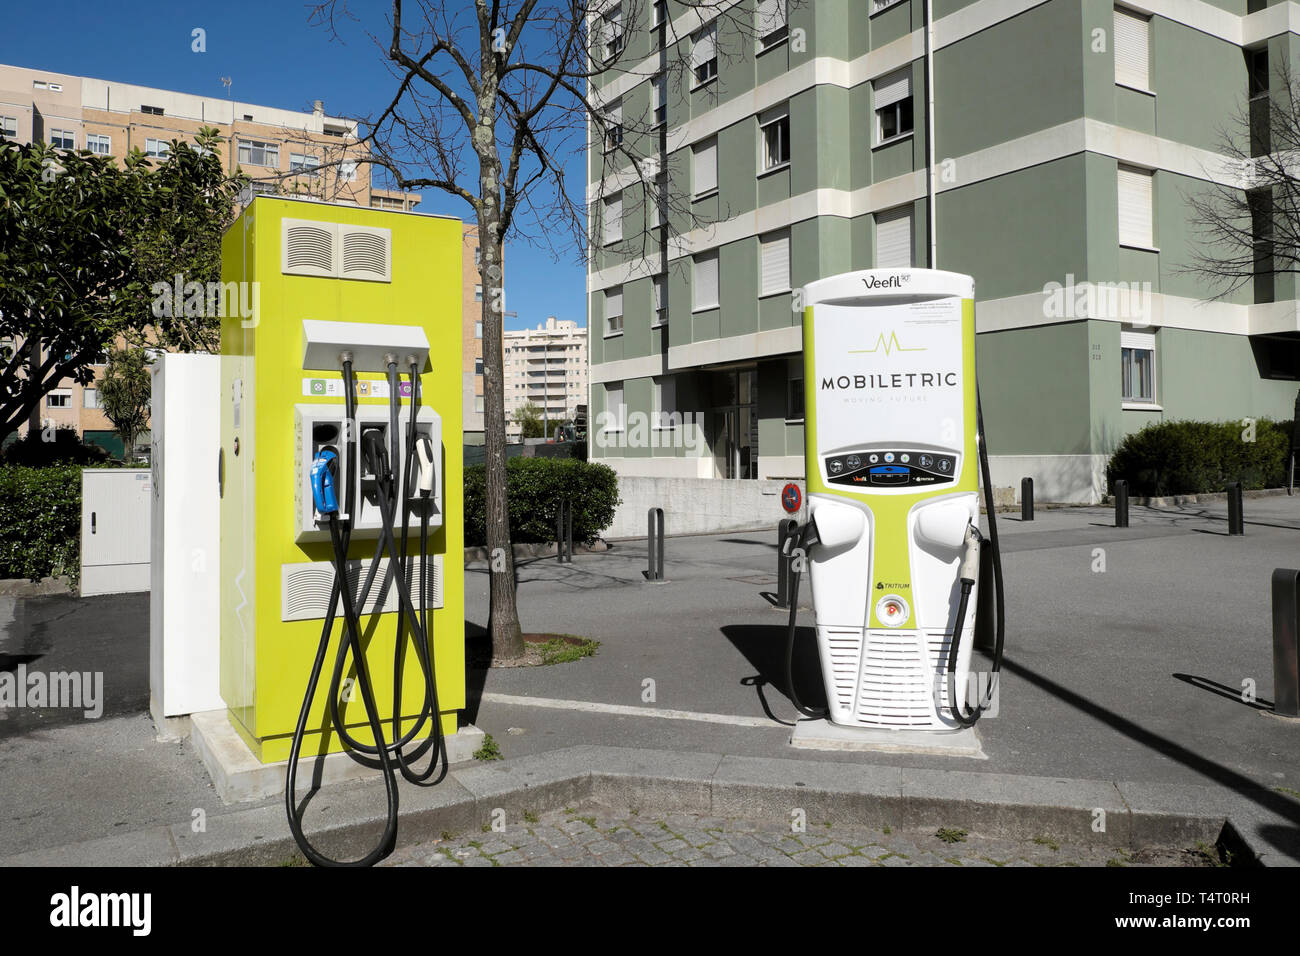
[789,269,1003,743]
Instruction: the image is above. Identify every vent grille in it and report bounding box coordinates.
[842,630,952,728]
[284,224,335,275]
[282,556,444,622]
[341,230,390,281]
[824,628,861,712]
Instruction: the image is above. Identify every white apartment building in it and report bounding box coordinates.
[504,317,588,440]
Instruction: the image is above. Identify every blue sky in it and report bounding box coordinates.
[0,0,587,333]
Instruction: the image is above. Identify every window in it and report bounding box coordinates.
[1249,48,1270,156]
[238,140,279,167]
[84,133,110,155]
[604,381,625,433]
[1,116,16,140]
[84,388,102,409]
[141,104,164,116]
[475,285,484,302]
[290,153,320,176]
[653,376,677,428]
[476,321,483,338]
[603,191,623,245]
[603,99,623,152]
[875,206,913,268]
[652,274,667,326]
[605,286,624,335]
[475,396,484,413]
[693,137,717,196]
[760,107,790,171]
[475,358,483,375]
[651,74,667,126]
[1121,330,1156,403]
[692,23,718,85]
[47,391,71,408]
[760,230,791,296]
[1250,188,1274,303]
[874,70,913,144]
[144,138,170,158]
[339,160,357,182]
[50,129,75,149]
[602,3,624,61]
[652,0,666,27]
[1117,164,1154,249]
[249,180,278,197]
[693,250,719,311]
[787,375,804,421]
[757,0,788,49]
[474,246,481,266]
[33,80,47,90]
[1114,6,1150,92]
[873,0,905,11]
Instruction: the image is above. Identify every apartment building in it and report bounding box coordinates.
[0,62,436,452]
[586,0,1300,502]
[504,317,589,440]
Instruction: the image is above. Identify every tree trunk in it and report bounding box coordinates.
[477,102,525,660]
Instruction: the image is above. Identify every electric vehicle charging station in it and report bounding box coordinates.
[219,196,465,864]
[787,269,1003,746]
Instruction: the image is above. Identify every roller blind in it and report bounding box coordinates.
[651,74,664,112]
[757,0,786,37]
[1117,165,1153,248]
[653,274,665,313]
[875,207,913,268]
[606,286,623,317]
[693,251,719,310]
[691,23,716,69]
[604,192,622,244]
[1114,7,1149,90]
[760,231,790,295]
[874,69,911,109]
[693,138,717,195]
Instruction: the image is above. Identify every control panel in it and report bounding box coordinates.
[824,449,958,489]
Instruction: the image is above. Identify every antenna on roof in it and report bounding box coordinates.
[220,76,232,98]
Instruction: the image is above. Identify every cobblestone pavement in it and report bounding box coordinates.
[379,806,1216,867]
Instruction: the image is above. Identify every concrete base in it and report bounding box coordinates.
[149,693,192,743]
[190,710,487,804]
[789,719,985,758]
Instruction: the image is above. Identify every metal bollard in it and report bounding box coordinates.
[1114,479,1129,528]
[1271,569,1300,718]
[1021,477,1034,521]
[776,518,799,609]
[1227,482,1244,536]
[644,507,665,581]
[555,498,573,563]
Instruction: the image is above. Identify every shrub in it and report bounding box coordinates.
[1,427,110,466]
[0,464,83,581]
[1106,418,1291,496]
[464,457,621,546]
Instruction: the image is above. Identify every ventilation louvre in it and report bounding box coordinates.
[282,555,444,621]
[283,223,336,277]
[341,229,391,282]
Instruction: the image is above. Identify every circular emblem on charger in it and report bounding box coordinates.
[875,594,909,627]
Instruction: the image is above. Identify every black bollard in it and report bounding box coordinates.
[1114,479,1129,528]
[1021,477,1034,521]
[1227,482,1244,536]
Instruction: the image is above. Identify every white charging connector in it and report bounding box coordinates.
[959,523,982,584]
[415,437,435,497]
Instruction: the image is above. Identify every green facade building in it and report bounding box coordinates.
[587,0,1300,502]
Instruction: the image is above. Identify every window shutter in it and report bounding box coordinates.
[693,251,719,310]
[606,287,623,317]
[653,275,665,313]
[692,24,717,70]
[875,207,913,268]
[1117,165,1153,248]
[651,75,664,113]
[694,139,717,195]
[604,192,623,244]
[760,231,790,295]
[873,69,911,109]
[757,0,786,36]
[1114,7,1149,90]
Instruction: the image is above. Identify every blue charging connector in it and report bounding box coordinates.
[310,448,340,516]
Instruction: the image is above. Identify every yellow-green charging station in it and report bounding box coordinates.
[219,196,465,766]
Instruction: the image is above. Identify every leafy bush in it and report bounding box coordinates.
[1,427,110,466]
[464,457,621,546]
[1106,419,1291,496]
[0,465,83,580]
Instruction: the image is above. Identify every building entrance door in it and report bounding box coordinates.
[709,368,757,479]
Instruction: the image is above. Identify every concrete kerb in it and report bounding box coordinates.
[0,746,1255,866]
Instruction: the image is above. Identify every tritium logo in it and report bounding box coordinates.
[50,886,151,936]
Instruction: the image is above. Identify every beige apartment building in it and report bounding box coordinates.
[503,317,588,441]
[0,62,483,454]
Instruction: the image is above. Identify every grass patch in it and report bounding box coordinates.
[536,635,600,665]
[936,827,968,844]
[473,733,503,761]
[524,809,540,824]
[1274,785,1300,801]
[1032,835,1060,852]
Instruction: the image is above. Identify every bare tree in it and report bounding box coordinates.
[309,0,795,660]
[1186,60,1300,302]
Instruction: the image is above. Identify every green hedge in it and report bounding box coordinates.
[464,457,621,546]
[1106,419,1292,496]
[0,465,83,581]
